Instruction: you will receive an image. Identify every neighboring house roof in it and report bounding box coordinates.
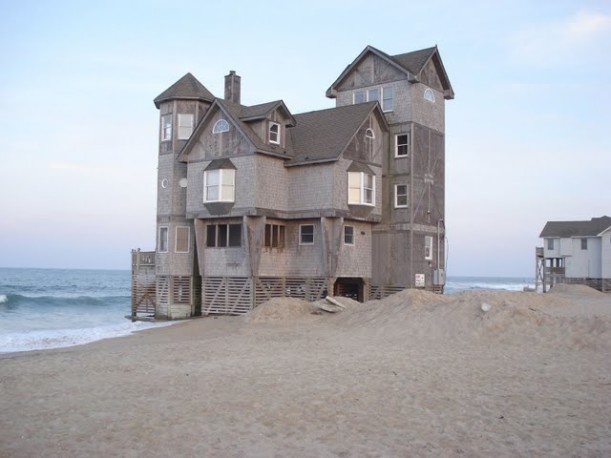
[326,45,455,100]
[154,73,215,108]
[286,101,386,166]
[540,216,611,238]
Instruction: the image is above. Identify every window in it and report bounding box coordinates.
[177,114,194,140]
[161,114,172,141]
[382,87,393,112]
[269,122,280,144]
[424,236,433,260]
[424,88,435,102]
[344,226,354,245]
[395,184,408,208]
[395,134,409,157]
[265,223,286,248]
[353,86,392,111]
[547,239,554,250]
[365,128,375,140]
[212,119,230,133]
[353,91,365,104]
[348,172,375,205]
[175,226,190,253]
[158,226,169,253]
[206,223,242,247]
[300,224,315,245]
[204,169,235,202]
[581,238,588,250]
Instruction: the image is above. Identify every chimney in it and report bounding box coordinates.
[224,70,241,105]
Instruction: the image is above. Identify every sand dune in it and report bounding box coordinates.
[1,286,610,457]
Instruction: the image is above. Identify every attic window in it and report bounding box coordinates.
[269,122,280,145]
[424,88,435,103]
[212,119,230,134]
[365,128,375,140]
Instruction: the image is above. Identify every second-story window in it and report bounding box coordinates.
[348,172,375,206]
[344,226,355,245]
[300,224,315,245]
[204,169,235,203]
[269,122,280,144]
[161,114,172,141]
[395,134,409,157]
[177,114,194,140]
[395,184,408,208]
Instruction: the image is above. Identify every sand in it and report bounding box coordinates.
[1,285,610,457]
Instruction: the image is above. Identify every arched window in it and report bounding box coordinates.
[365,128,375,140]
[424,88,435,103]
[212,119,230,134]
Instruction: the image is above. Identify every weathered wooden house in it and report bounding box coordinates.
[132,45,454,318]
[536,216,611,292]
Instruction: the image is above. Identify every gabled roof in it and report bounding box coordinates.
[286,101,387,166]
[540,216,611,238]
[326,45,454,100]
[177,98,294,162]
[154,73,215,108]
[239,100,296,126]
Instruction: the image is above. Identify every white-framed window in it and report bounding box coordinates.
[353,86,393,112]
[547,239,554,250]
[204,169,235,203]
[264,223,286,248]
[382,87,393,111]
[175,226,190,253]
[424,88,435,103]
[212,119,230,134]
[177,114,194,140]
[344,225,354,245]
[395,134,409,157]
[206,223,242,247]
[158,226,169,253]
[395,184,408,208]
[424,236,433,260]
[269,122,280,144]
[161,114,172,141]
[300,224,315,245]
[348,172,375,206]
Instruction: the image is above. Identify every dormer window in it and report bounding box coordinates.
[269,122,280,144]
[212,119,230,134]
[161,114,172,141]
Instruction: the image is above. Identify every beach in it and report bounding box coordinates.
[1,285,610,457]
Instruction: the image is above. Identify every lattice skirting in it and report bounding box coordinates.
[202,276,328,315]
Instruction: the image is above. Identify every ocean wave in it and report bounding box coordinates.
[0,320,177,354]
[0,293,130,308]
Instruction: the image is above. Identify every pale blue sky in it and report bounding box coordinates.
[1,0,609,276]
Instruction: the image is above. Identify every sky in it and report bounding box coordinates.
[0,0,610,276]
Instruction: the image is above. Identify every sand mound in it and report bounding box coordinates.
[247,297,318,323]
[323,289,611,351]
[548,283,604,297]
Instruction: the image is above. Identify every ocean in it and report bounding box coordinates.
[0,268,534,354]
